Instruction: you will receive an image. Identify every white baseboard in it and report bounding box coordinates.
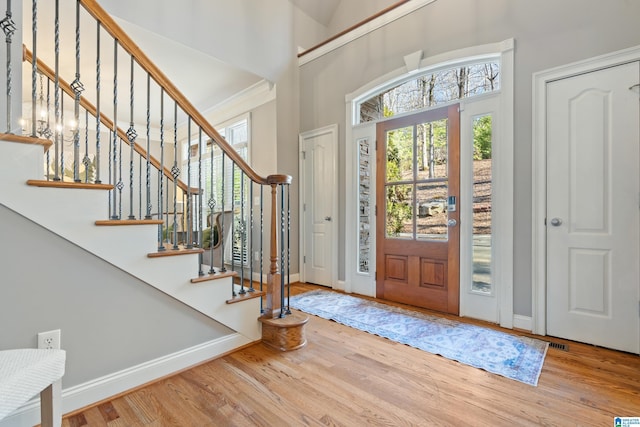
[0,334,251,427]
[335,280,346,291]
[512,315,533,332]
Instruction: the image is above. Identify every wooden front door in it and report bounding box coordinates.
[376,105,460,314]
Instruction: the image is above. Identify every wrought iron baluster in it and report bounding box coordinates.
[186,118,193,249]
[249,181,255,292]
[44,77,52,180]
[138,153,142,218]
[208,136,216,275]
[59,95,64,180]
[118,137,123,219]
[108,128,112,216]
[30,0,37,136]
[83,110,89,183]
[157,88,165,251]
[260,186,264,312]
[165,174,170,245]
[231,162,236,276]
[110,39,119,219]
[279,184,286,318]
[287,185,292,310]
[94,22,101,184]
[144,74,151,219]
[1,0,16,133]
[127,55,137,220]
[53,0,61,181]
[238,172,246,295]
[72,0,84,183]
[171,101,179,249]
[197,128,204,276]
[219,152,226,273]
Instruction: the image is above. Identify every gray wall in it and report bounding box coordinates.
[0,205,232,388]
[277,59,302,276]
[296,0,640,316]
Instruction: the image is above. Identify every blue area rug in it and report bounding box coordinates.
[290,290,548,386]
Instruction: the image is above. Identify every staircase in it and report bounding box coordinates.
[1,138,263,340]
[0,0,306,423]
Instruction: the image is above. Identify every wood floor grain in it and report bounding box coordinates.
[61,283,640,426]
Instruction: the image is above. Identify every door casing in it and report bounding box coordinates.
[344,39,514,328]
[532,44,640,336]
[299,124,339,287]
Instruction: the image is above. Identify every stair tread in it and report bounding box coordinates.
[1,133,53,151]
[147,246,204,258]
[95,219,164,226]
[191,269,238,283]
[226,289,266,305]
[27,179,114,190]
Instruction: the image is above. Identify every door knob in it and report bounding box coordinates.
[550,218,562,226]
[447,219,457,227]
[325,216,332,221]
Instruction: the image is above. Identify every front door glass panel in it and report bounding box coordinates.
[385,118,449,241]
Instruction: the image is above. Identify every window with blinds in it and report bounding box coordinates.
[184,115,250,266]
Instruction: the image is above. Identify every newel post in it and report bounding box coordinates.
[264,181,282,319]
[260,174,308,352]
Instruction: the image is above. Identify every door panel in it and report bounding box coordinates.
[301,127,337,287]
[546,62,640,353]
[376,105,460,314]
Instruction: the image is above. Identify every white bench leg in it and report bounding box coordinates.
[40,379,62,427]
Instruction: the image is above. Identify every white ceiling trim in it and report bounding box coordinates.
[201,79,276,127]
[298,0,437,66]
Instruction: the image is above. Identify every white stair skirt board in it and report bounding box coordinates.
[0,139,261,341]
[0,334,250,427]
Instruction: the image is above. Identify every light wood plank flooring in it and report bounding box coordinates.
[61,283,640,426]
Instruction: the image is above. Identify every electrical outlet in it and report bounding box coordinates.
[38,329,61,350]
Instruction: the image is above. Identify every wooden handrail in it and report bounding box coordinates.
[297,0,410,58]
[23,47,196,195]
[78,0,291,186]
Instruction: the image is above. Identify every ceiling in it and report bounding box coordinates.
[289,0,342,26]
[22,0,397,123]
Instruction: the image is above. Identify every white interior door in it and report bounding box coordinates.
[546,61,640,353]
[300,125,338,287]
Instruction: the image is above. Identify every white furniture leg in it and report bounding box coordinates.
[40,379,62,427]
[0,349,66,426]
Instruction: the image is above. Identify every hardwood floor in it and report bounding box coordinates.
[61,283,640,426]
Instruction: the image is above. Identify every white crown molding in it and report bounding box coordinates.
[298,0,437,67]
[201,79,276,126]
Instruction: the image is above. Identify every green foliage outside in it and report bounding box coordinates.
[385,126,413,236]
[473,115,492,160]
[376,66,494,239]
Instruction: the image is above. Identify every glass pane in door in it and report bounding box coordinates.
[385,184,413,238]
[416,180,448,241]
[472,114,492,293]
[416,119,448,181]
[386,126,414,184]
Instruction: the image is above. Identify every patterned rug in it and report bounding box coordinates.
[290,290,548,386]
